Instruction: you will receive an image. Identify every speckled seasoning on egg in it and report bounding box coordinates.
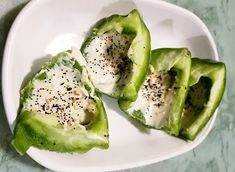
[12,50,109,155]
[119,48,191,136]
[27,62,96,128]
[82,31,134,95]
[81,9,151,101]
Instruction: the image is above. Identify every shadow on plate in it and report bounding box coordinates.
[179,35,214,58]
[96,0,137,19]
[102,95,150,134]
[81,0,137,48]
[20,55,51,89]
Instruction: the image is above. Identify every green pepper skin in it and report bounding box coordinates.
[119,48,191,136]
[181,58,226,140]
[81,9,151,101]
[11,51,109,155]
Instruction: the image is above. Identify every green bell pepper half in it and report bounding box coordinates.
[119,48,191,136]
[81,9,151,101]
[181,58,226,140]
[11,51,109,155]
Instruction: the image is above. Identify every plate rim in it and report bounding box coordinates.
[2,0,219,171]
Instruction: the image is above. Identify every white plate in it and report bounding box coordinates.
[2,0,218,171]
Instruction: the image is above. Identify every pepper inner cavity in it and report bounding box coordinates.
[182,77,212,129]
[83,31,135,94]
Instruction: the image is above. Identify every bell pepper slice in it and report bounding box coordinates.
[181,58,226,140]
[119,48,191,136]
[12,50,109,155]
[81,9,151,101]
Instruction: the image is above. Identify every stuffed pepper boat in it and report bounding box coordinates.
[119,48,191,136]
[12,50,109,155]
[81,9,151,101]
[181,58,226,140]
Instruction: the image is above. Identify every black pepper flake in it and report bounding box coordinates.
[173,86,178,90]
[104,134,109,137]
[66,87,72,91]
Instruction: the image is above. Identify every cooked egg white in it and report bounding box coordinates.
[83,31,133,95]
[27,56,96,128]
[127,69,178,128]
